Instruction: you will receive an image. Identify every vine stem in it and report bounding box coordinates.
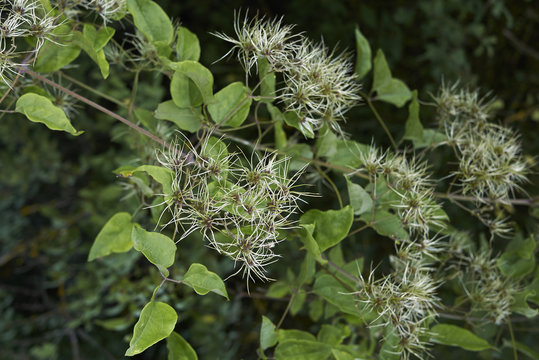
[320,255,362,286]
[358,89,398,151]
[21,67,171,149]
[60,72,126,107]
[275,291,295,329]
[314,163,343,208]
[507,318,519,360]
[435,192,537,207]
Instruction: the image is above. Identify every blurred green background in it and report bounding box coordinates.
[1,0,537,359]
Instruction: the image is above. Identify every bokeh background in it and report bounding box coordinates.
[1,0,537,359]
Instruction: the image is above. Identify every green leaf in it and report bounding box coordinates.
[88,212,134,261]
[155,100,202,132]
[29,343,57,359]
[278,329,316,342]
[155,41,173,57]
[259,58,276,101]
[131,225,176,277]
[346,178,373,215]
[296,253,316,286]
[528,269,539,305]
[299,206,354,252]
[95,316,134,331]
[497,235,536,279]
[274,339,332,360]
[38,0,53,12]
[260,316,278,351]
[170,68,202,107]
[284,143,313,171]
[412,129,447,149]
[430,324,492,351]
[331,349,355,360]
[200,137,230,178]
[208,82,252,127]
[167,332,198,360]
[290,290,307,315]
[16,93,83,135]
[354,26,372,80]
[403,90,424,141]
[317,324,348,347]
[267,104,287,149]
[283,111,315,139]
[73,29,111,78]
[503,339,539,360]
[308,297,324,322]
[79,25,115,78]
[95,27,116,50]
[328,245,346,267]
[299,224,325,264]
[380,326,401,360]
[316,127,338,159]
[312,274,358,316]
[134,107,158,133]
[511,288,538,318]
[326,140,370,168]
[125,301,177,356]
[82,24,115,51]
[266,281,290,298]
[170,61,214,107]
[34,25,81,73]
[21,85,53,99]
[94,50,110,78]
[127,0,173,44]
[176,26,200,62]
[274,117,287,150]
[371,49,411,107]
[361,210,408,240]
[182,263,229,299]
[116,165,174,194]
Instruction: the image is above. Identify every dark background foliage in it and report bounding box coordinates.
[1,0,537,359]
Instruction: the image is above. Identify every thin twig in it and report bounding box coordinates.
[276,291,295,329]
[22,67,171,149]
[314,163,344,208]
[507,318,519,360]
[61,72,126,107]
[321,254,362,286]
[435,192,537,207]
[503,28,539,60]
[358,89,398,151]
[68,330,80,360]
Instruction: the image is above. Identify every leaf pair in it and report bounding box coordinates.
[355,27,411,107]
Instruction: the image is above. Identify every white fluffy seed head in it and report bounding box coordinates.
[154,136,307,283]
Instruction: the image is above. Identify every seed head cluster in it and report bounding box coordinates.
[354,146,448,359]
[0,0,60,84]
[451,248,519,325]
[50,0,127,23]
[213,12,361,136]
[156,137,306,282]
[81,0,126,22]
[358,147,446,235]
[436,83,528,203]
[435,83,529,238]
[0,0,126,87]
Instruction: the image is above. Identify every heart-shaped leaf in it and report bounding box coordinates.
[372,49,411,107]
[125,301,177,356]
